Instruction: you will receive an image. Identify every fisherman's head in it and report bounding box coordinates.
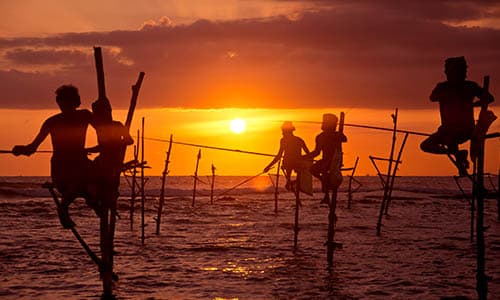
[321,113,338,131]
[281,121,295,136]
[445,56,467,83]
[55,85,80,113]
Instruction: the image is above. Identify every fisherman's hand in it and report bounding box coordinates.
[12,145,35,156]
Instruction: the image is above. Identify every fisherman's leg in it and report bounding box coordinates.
[420,133,448,154]
[58,194,76,229]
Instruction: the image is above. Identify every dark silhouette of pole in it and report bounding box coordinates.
[192,149,201,207]
[274,160,281,214]
[327,112,345,266]
[156,134,173,235]
[293,174,301,250]
[130,133,139,231]
[384,132,409,215]
[347,157,359,209]
[475,76,490,300]
[377,109,398,236]
[210,164,216,204]
[140,117,146,245]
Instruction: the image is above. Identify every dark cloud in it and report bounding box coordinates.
[1,5,500,109]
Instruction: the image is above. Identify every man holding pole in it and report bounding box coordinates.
[420,56,495,176]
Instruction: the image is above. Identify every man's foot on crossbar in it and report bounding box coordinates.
[455,150,470,177]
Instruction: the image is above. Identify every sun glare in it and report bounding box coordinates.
[230,118,246,134]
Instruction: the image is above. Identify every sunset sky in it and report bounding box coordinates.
[1,0,499,176]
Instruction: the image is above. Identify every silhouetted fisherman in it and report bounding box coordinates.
[303,114,347,204]
[420,56,494,176]
[12,85,94,228]
[263,121,310,190]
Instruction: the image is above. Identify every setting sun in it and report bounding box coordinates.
[229,118,246,134]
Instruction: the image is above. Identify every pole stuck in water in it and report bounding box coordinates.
[192,149,202,207]
[210,163,216,204]
[141,117,146,245]
[274,159,281,214]
[156,134,173,235]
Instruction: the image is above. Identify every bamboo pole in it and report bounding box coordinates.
[475,76,490,300]
[497,167,500,222]
[141,117,146,245]
[274,160,281,214]
[156,134,173,235]
[376,109,398,236]
[210,164,216,204]
[130,134,139,231]
[293,173,301,250]
[326,112,345,265]
[384,132,409,215]
[192,149,201,207]
[347,157,359,209]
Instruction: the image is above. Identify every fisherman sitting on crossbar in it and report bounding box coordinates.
[420,56,494,176]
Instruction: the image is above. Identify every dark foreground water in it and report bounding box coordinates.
[1,176,499,299]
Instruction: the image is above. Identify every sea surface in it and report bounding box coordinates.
[0,175,499,299]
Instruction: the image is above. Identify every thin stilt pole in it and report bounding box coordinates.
[156,134,173,235]
[192,149,201,207]
[377,109,398,236]
[274,160,281,214]
[471,162,477,242]
[130,133,139,231]
[210,164,216,204]
[347,157,359,209]
[293,173,301,250]
[141,117,146,245]
[384,132,409,215]
[327,112,345,266]
[497,167,500,222]
[475,76,490,300]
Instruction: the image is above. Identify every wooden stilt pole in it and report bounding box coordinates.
[474,76,490,300]
[130,134,139,231]
[210,164,216,204]
[497,167,500,222]
[326,112,345,266]
[274,160,281,214]
[156,134,173,235]
[471,162,477,242]
[140,117,146,245]
[376,109,398,236]
[293,173,300,250]
[192,149,201,207]
[384,132,409,215]
[347,157,359,209]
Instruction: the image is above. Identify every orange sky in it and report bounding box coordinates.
[2,107,498,176]
[0,1,499,176]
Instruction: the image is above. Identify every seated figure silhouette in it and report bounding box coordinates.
[420,56,494,176]
[303,113,347,204]
[263,121,309,191]
[12,85,94,228]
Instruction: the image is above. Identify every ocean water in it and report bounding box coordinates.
[0,175,499,299]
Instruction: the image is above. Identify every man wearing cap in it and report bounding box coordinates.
[263,121,310,190]
[304,113,347,204]
[420,56,494,176]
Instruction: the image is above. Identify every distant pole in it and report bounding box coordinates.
[130,136,138,231]
[156,134,173,235]
[384,132,409,215]
[293,173,301,250]
[141,117,146,245]
[376,109,398,236]
[347,157,359,209]
[327,111,345,266]
[497,167,499,222]
[274,159,281,214]
[192,149,201,207]
[210,164,216,204]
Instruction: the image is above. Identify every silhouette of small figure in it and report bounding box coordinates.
[263,121,309,191]
[12,85,94,228]
[87,97,133,210]
[420,57,494,176]
[303,114,347,204]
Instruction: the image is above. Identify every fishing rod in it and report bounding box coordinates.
[288,120,432,137]
[145,137,276,157]
[0,150,52,154]
[216,170,268,199]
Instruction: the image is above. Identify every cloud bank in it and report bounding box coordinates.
[1,2,499,109]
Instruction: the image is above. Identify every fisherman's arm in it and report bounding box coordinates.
[264,142,284,173]
[12,120,50,156]
[472,82,494,107]
[430,83,445,102]
[303,136,321,159]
